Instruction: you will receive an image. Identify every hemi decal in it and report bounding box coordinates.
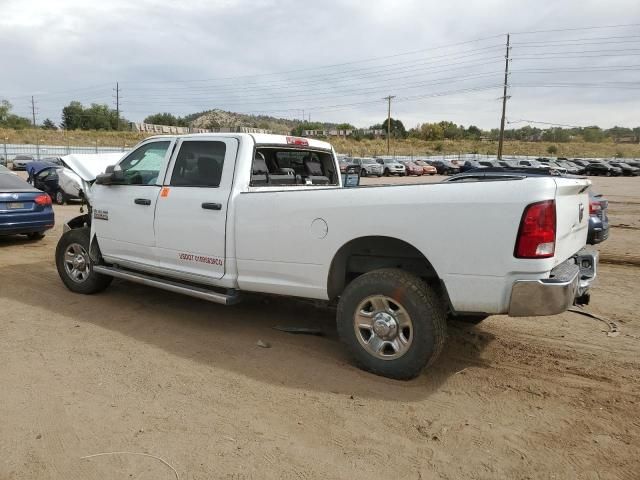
[93,209,109,220]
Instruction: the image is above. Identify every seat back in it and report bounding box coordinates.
[251,153,269,185]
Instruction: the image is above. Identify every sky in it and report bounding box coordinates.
[1,0,639,130]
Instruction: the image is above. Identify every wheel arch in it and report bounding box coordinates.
[64,213,91,232]
[327,235,449,303]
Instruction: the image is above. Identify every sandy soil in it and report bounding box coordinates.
[0,176,639,480]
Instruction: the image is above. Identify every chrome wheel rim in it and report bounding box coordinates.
[353,295,413,360]
[56,191,64,203]
[63,243,91,283]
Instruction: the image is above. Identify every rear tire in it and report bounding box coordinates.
[27,232,45,240]
[337,268,447,380]
[56,227,113,294]
[450,314,489,325]
[360,169,367,177]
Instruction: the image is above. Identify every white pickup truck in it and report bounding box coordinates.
[56,134,597,379]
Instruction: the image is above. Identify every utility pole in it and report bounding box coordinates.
[115,82,120,131]
[31,96,36,127]
[497,33,511,160]
[384,95,395,155]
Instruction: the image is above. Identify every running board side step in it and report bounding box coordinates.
[93,265,240,305]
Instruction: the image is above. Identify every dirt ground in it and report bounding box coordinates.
[1,175,639,480]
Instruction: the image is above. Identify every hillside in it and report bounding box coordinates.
[185,109,341,134]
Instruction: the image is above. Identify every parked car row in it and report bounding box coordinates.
[457,157,640,177]
[339,156,450,176]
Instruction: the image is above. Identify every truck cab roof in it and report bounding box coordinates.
[142,133,334,151]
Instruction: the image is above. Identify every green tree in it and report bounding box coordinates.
[466,125,482,139]
[61,101,85,130]
[0,100,32,129]
[547,145,558,155]
[581,126,605,143]
[61,101,126,130]
[143,112,187,127]
[41,118,57,130]
[373,118,406,138]
[419,123,444,141]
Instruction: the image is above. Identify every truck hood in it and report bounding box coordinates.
[61,153,124,182]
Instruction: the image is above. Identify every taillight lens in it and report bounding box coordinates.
[589,200,601,215]
[515,200,556,258]
[34,194,52,206]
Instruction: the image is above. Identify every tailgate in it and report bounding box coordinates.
[553,177,590,266]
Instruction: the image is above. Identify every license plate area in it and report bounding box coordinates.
[8,202,26,209]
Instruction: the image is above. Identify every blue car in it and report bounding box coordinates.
[0,170,55,239]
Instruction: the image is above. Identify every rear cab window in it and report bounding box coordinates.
[251,146,338,187]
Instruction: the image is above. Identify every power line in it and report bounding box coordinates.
[121,71,505,106]
[510,23,640,35]
[508,118,587,129]
[121,46,506,94]
[120,34,506,87]
[511,34,640,45]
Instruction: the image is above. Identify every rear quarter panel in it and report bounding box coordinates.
[233,178,565,312]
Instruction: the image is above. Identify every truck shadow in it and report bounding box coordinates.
[1,261,494,402]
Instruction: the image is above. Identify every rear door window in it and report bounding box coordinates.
[170,141,227,187]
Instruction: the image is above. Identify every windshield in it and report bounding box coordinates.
[362,159,377,165]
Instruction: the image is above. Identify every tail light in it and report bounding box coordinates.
[589,200,601,215]
[34,194,52,206]
[515,200,556,258]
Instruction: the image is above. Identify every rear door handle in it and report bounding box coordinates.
[202,202,222,210]
[134,198,151,206]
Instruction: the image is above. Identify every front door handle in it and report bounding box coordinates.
[202,202,222,210]
[134,198,151,206]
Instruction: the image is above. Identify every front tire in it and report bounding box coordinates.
[450,314,489,324]
[55,190,66,205]
[337,269,447,380]
[56,228,113,294]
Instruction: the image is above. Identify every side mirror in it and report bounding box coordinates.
[95,165,124,185]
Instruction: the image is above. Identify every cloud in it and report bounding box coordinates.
[1,0,639,128]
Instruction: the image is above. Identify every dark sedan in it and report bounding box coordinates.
[460,160,483,172]
[588,192,609,245]
[0,171,54,239]
[584,162,622,176]
[428,159,460,175]
[608,161,640,176]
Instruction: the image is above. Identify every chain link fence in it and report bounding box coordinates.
[1,141,131,166]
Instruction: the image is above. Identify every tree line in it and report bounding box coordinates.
[2,99,639,144]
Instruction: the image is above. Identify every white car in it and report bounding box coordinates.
[11,155,35,170]
[55,134,597,379]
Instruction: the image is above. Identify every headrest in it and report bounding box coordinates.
[253,152,269,174]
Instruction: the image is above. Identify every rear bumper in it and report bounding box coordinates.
[508,249,598,317]
[0,213,55,236]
